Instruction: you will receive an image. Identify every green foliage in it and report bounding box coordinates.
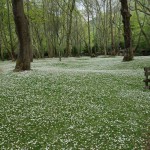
[72,46,79,56]
[0,0,150,60]
[130,2,150,52]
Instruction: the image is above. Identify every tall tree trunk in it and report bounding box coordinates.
[135,0,150,48]
[43,0,53,58]
[1,24,12,59]
[6,0,15,61]
[12,0,31,71]
[75,14,80,56]
[103,0,107,56]
[120,0,133,61]
[87,9,91,56]
[66,0,75,57]
[26,0,33,61]
[0,15,4,61]
[0,32,4,61]
[109,0,115,55]
[118,12,122,52]
[135,14,146,51]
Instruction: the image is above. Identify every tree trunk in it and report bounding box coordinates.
[0,15,4,61]
[43,0,53,58]
[135,0,150,48]
[7,0,15,61]
[66,0,75,57]
[1,24,12,59]
[0,33,4,61]
[120,0,133,61]
[87,9,91,56]
[26,0,33,62]
[12,0,31,71]
[103,0,107,56]
[110,0,115,55]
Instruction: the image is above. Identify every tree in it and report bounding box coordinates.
[120,0,133,61]
[109,0,115,55]
[7,0,15,61]
[84,0,92,56]
[66,0,76,57]
[135,0,150,48]
[0,0,149,60]
[0,10,4,61]
[12,0,31,71]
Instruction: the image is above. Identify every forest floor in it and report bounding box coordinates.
[0,56,150,149]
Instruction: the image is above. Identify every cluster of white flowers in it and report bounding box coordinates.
[0,56,149,149]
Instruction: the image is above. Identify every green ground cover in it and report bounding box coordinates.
[0,56,150,149]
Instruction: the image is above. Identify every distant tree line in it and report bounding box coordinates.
[0,0,150,70]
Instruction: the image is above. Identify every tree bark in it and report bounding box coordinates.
[87,8,91,56]
[26,0,33,62]
[0,15,4,61]
[12,0,31,71]
[135,0,150,48]
[103,0,107,56]
[120,0,133,61]
[109,0,115,55]
[0,32,4,61]
[7,0,15,61]
[43,0,53,58]
[66,0,75,57]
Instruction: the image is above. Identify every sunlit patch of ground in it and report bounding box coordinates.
[0,56,150,149]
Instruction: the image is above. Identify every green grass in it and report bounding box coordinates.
[0,56,150,149]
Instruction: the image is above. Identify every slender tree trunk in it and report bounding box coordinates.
[12,0,31,71]
[75,15,80,56]
[106,0,109,54]
[120,0,133,61]
[109,0,115,55]
[0,32,4,61]
[0,15,4,61]
[135,0,150,47]
[7,0,15,61]
[0,26,12,59]
[66,0,75,57]
[43,0,53,58]
[135,15,146,51]
[87,10,91,56]
[103,0,107,56]
[118,12,122,52]
[26,0,33,61]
